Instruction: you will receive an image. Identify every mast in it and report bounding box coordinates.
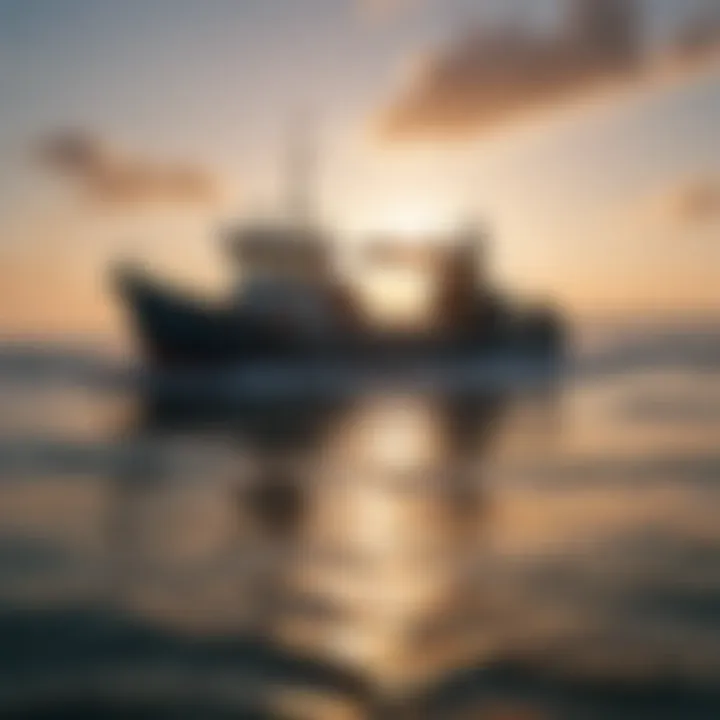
[285,112,319,229]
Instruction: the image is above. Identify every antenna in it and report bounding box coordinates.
[285,111,319,228]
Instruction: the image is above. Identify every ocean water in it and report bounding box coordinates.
[0,318,719,719]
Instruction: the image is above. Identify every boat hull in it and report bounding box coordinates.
[115,267,565,371]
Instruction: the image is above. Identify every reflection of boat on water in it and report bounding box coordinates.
[96,390,515,716]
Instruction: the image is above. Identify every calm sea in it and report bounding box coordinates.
[0,317,719,719]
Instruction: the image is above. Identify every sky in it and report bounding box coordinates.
[0,0,718,336]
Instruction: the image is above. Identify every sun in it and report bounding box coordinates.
[376,205,454,239]
[339,195,457,240]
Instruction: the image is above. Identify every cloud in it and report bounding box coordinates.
[376,0,720,142]
[673,6,720,66]
[38,130,222,207]
[670,178,720,227]
[624,177,720,237]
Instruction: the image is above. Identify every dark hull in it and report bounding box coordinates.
[116,269,304,366]
[115,267,564,370]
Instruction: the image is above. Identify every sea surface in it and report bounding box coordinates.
[0,317,719,719]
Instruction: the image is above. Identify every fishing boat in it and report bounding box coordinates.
[115,222,564,372]
[114,134,564,375]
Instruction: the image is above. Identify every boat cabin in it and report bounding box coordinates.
[222,224,342,335]
[226,224,332,283]
[223,221,492,338]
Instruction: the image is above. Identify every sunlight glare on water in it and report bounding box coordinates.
[0,318,719,718]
